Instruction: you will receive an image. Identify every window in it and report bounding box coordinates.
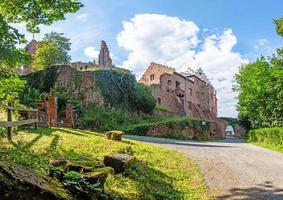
[157,98,161,104]
[150,74,155,81]
[176,81,180,89]
[168,80,171,84]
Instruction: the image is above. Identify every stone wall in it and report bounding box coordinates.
[36,90,75,128]
[54,66,104,107]
[126,119,225,140]
[140,62,217,120]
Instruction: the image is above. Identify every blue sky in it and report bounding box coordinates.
[20,0,283,117]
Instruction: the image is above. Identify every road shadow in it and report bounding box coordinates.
[216,181,283,200]
[125,135,236,148]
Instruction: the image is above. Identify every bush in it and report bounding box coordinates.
[77,104,141,131]
[247,127,283,150]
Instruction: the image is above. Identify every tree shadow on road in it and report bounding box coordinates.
[216,181,283,200]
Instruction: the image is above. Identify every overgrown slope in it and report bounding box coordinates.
[0,128,209,200]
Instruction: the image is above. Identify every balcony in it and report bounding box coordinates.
[175,88,185,97]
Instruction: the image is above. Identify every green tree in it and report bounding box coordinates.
[0,0,82,103]
[234,51,283,128]
[0,0,82,70]
[34,41,64,70]
[42,32,72,64]
[274,17,283,37]
[134,84,156,114]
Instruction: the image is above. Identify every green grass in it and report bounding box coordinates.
[246,127,283,153]
[0,128,209,200]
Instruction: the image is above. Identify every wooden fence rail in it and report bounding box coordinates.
[0,103,38,142]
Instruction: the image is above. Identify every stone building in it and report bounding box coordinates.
[140,62,218,121]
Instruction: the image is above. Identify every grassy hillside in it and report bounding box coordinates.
[0,128,209,200]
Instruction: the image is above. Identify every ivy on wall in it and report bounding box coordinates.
[93,69,156,114]
[23,66,59,93]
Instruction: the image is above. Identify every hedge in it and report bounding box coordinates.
[247,127,283,148]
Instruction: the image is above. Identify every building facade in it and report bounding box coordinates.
[140,62,218,120]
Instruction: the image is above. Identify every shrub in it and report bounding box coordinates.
[77,104,141,131]
[247,127,283,148]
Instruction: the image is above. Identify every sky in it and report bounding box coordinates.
[17,0,283,118]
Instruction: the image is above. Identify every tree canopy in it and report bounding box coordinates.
[33,32,72,69]
[34,41,63,70]
[0,0,82,103]
[234,51,283,128]
[0,0,82,69]
[42,32,72,64]
[274,17,283,37]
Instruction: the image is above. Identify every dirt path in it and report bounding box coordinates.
[125,135,283,199]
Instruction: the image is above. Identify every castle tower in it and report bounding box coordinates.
[98,40,112,68]
[25,39,37,55]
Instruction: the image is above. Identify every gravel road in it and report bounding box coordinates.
[125,135,283,200]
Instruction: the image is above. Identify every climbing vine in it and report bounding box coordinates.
[93,69,156,114]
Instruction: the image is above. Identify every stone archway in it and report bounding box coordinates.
[225,125,235,136]
[218,117,246,138]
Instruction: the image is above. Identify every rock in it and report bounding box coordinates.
[0,161,72,200]
[67,160,104,172]
[49,158,110,199]
[81,167,113,187]
[103,153,135,173]
[105,130,124,141]
[49,158,104,179]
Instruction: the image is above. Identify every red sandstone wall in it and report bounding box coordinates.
[139,62,175,86]
[140,62,218,120]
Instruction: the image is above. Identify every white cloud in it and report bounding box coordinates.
[76,14,88,21]
[117,14,248,117]
[117,14,199,74]
[84,47,99,60]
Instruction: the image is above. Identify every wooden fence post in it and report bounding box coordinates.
[7,103,12,142]
[35,110,38,129]
[27,109,31,129]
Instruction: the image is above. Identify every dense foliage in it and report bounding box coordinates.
[274,17,283,37]
[23,66,59,93]
[77,104,141,131]
[94,70,156,114]
[0,0,82,70]
[247,127,283,152]
[234,50,283,128]
[0,73,26,103]
[34,33,72,70]
[0,0,82,104]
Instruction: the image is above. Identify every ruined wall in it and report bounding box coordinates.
[54,66,104,107]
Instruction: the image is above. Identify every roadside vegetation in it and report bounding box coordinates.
[246,127,283,153]
[234,17,283,130]
[0,128,209,200]
[235,17,283,153]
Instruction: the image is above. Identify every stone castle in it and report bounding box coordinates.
[140,62,218,121]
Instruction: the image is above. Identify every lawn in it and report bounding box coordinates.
[0,128,209,200]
